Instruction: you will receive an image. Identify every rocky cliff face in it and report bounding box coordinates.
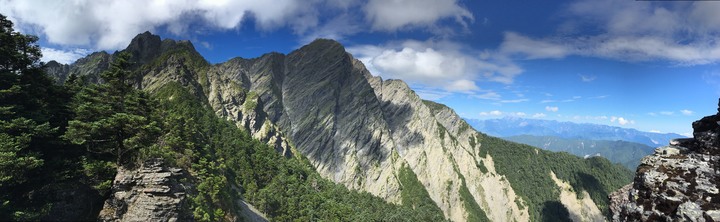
[609,99,720,221]
[98,159,192,222]
[48,32,628,221]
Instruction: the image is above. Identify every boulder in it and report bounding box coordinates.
[98,159,191,222]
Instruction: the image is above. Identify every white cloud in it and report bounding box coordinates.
[648,112,657,116]
[299,12,364,44]
[617,117,632,125]
[532,113,547,118]
[545,106,559,112]
[480,110,503,116]
[348,39,523,93]
[1,0,325,50]
[2,0,477,51]
[472,91,502,100]
[447,79,480,92]
[498,0,720,65]
[500,99,529,103]
[579,74,596,82]
[660,111,674,116]
[363,0,473,31]
[680,109,694,115]
[610,116,635,125]
[500,32,570,59]
[40,47,90,64]
[650,130,662,133]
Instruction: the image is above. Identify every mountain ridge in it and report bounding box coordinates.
[503,134,655,170]
[467,117,686,147]
[46,32,632,221]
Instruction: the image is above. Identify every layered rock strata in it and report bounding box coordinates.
[98,159,191,222]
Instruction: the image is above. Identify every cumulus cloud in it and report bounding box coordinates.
[348,40,522,93]
[479,110,504,116]
[1,0,476,52]
[1,0,325,50]
[532,113,547,118]
[610,116,635,125]
[41,47,90,64]
[545,106,559,112]
[364,0,473,31]
[499,0,720,65]
[680,109,694,115]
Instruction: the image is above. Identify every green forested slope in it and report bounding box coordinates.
[151,82,447,221]
[479,134,633,221]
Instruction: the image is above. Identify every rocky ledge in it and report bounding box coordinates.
[609,99,720,221]
[98,159,191,222]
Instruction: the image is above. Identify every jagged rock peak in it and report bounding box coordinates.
[125,31,163,65]
[297,38,346,56]
[124,31,201,66]
[609,97,720,221]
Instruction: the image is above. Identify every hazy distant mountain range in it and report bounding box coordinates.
[466,117,686,148]
[502,135,654,170]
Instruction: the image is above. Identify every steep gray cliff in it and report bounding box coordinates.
[609,99,720,221]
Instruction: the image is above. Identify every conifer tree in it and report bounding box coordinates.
[0,13,47,187]
[64,52,160,165]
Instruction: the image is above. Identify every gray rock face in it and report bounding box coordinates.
[610,100,720,221]
[45,51,111,84]
[98,159,191,222]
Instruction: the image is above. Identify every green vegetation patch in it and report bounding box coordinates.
[398,165,445,221]
[478,134,632,221]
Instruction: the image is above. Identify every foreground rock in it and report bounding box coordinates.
[98,159,192,222]
[609,99,720,221]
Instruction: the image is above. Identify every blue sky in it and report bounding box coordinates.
[2,0,720,136]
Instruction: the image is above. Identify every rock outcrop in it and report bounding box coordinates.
[609,98,720,221]
[98,159,191,222]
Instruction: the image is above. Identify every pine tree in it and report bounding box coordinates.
[64,51,160,165]
[0,13,47,187]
